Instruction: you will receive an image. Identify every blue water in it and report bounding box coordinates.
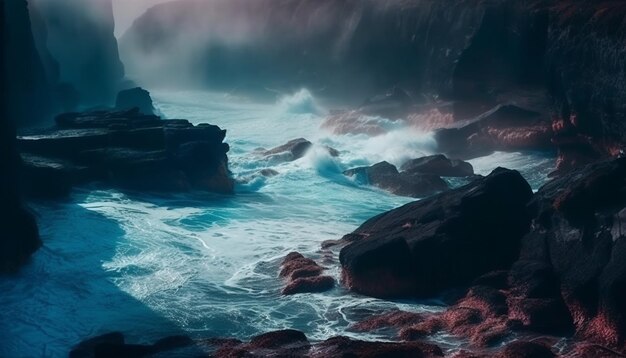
[0,90,555,357]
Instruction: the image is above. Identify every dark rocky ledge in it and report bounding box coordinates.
[18,108,234,197]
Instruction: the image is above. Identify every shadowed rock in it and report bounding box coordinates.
[115,87,156,115]
[344,161,449,198]
[401,154,474,177]
[18,108,234,196]
[340,167,533,298]
[435,105,552,159]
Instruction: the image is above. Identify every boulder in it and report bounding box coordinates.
[340,167,533,298]
[280,252,334,295]
[260,138,312,162]
[344,161,449,198]
[115,87,156,115]
[401,154,474,177]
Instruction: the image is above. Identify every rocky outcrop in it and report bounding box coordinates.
[18,109,234,196]
[401,154,474,177]
[280,252,335,295]
[0,0,41,273]
[516,157,626,349]
[435,104,553,159]
[339,167,533,298]
[115,87,156,115]
[257,138,338,163]
[258,138,313,162]
[341,158,626,351]
[29,0,125,106]
[344,161,449,198]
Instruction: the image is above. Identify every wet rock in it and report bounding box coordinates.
[280,252,334,295]
[401,154,474,177]
[261,138,312,162]
[115,87,156,115]
[259,168,279,177]
[435,105,552,159]
[495,341,555,358]
[312,336,444,358]
[344,161,449,198]
[518,158,626,348]
[351,310,424,332]
[340,167,533,298]
[359,87,414,119]
[18,109,233,196]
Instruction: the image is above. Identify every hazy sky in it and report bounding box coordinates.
[112,0,172,38]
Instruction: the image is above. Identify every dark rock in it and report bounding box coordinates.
[344,161,449,198]
[359,87,414,119]
[517,158,626,348]
[70,333,193,358]
[115,87,156,115]
[248,329,308,350]
[495,341,555,358]
[0,9,41,273]
[435,105,552,159]
[401,154,474,177]
[340,167,533,298]
[69,332,125,358]
[282,276,335,295]
[351,310,424,332]
[260,138,312,162]
[18,109,234,196]
[313,336,444,358]
[259,168,279,177]
[3,0,55,126]
[280,252,335,295]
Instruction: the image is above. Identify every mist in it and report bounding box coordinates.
[112,0,171,37]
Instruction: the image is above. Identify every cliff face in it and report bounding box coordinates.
[122,0,625,154]
[0,0,42,273]
[2,0,54,125]
[120,0,487,101]
[30,0,125,106]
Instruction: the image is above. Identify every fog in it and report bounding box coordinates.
[112,0,172,38]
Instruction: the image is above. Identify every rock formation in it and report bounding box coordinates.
[343,161,450,198]
[339,158,626,351]
[2,0,54,126]
[339,167,533,297]
[0,0,41,273]
[19,109,234,197]
[29,0,125,106]
[123,0,626,172]
[115,87,156,115]
[280,252,335,295]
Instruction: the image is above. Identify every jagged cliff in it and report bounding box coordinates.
[29,0,125,107]
[2,0,54,125]
[0,0,42,273]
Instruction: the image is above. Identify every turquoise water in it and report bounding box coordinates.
[0,90,555,357]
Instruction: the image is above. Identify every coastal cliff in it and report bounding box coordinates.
[0,0,42,273]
